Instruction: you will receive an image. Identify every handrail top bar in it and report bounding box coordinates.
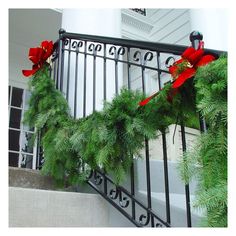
[60,31,226,56]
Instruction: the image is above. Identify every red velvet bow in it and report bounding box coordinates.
[170,47,215,89]
[139,46,215,106]
[22,40,54,77]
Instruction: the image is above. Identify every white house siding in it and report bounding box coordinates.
[148,9,191,45]
[9,9,61,89]
[122,9,191,93]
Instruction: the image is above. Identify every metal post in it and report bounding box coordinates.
[58,28,66,92]
[189,31,207,133]
[180,123,192,227]
[189,31,203,50]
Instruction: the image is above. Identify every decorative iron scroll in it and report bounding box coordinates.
[87,168,168,228]
[133,50,154,66]
[108,46,126,60]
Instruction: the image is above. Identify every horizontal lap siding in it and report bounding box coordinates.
[150,9,191,45]
[128,9,191,93]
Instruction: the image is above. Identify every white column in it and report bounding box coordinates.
[62,9,121,38]
[61,9,122,117]
[190,9,228,51]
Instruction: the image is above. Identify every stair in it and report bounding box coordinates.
[9,167,109,227]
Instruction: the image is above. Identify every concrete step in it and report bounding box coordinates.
[9,167,57,190]
[9,186,109,227]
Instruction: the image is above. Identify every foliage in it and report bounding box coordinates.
[24,56,227,227]
[178,56,227,227]
[24,64,85,186]
[24,64,182,185]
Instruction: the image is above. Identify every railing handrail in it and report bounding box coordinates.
[59,29,226,56]
[47,29,227,227]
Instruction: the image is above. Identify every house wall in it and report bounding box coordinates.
[9,9,62,89]
[122,9,192,93]
[9,42,30,90]
[148,9,191,45]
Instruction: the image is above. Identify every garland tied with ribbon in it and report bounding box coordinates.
[22,40,227,227]
[139,44,215,106]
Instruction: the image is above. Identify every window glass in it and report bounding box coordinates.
[8,86,36,169]
[20,153,33,169]
[24,90,31,110]
[23,124,35,132]
[9,152,19,167]
[11,87,23,108]
[21,132,34,154]
[9,129,20,151]
[9,108,22,129]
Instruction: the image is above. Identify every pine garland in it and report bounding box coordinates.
[23,63,205,185]
[24,64,177,187]
[24,63,180,185]
[178,56,227,227]
[23,56,227,227]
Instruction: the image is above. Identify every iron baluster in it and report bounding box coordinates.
[189,31,208,133]
[73,43,79,118]
[156,51,162,90]
[57,28,66,91]
[161,132,171,224]
[127,47,131,90]
[130,162,136,220]
[83,41,87,118]
[66,39,71,101]
[180,123,192,227]
[103,44,107,101]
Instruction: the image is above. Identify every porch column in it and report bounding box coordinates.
[190,9,228,51]
[61,9,122,117]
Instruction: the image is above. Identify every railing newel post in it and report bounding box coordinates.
[58,28,66,92]
[190,31,207,134]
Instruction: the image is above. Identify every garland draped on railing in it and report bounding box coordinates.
[22,41,227,227]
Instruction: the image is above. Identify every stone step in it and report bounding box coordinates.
[9,186,109,227]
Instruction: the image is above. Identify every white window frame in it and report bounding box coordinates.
[8,85,37,169]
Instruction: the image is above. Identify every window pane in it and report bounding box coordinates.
[9,129,20,151]
[20,153,33,169]
[9,152,19,167]
[23,124,35,132]
[11,87,23,108]
[24,90,31,110]
[9,108,22,129]
[21,132,34,154]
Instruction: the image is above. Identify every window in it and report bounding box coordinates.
[8,86,37,169]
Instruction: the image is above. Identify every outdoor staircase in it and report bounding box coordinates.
[9,167,111,227]
[12,30,223,227]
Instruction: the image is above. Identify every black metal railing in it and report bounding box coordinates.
[38,29,225,227]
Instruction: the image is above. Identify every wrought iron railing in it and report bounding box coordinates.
[37,29,224,227]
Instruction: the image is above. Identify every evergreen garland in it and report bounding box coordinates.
[178,56,227,227]
[23,55,227,227]
[24,64,85,187]
[23,63,206,186]
[23,66,184,185]
[24,63,181,185]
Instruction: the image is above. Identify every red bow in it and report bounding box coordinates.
[170,47,215,89]
[22,41,54,77]
[139,46,215,106]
